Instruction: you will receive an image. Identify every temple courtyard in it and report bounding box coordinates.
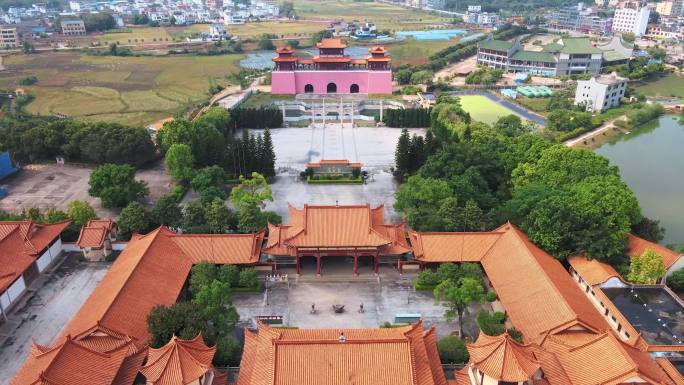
[254,123,427,221]
[232,262,486,339]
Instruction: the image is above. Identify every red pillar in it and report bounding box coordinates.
[373,251,379,274]
[353,253,358,275]
[316,254,321,276]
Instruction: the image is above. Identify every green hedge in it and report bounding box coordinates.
[307,176,363,184]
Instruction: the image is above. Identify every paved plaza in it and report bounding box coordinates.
[255,124,426,221]
[0,254,110,383]
[232,262,485,339]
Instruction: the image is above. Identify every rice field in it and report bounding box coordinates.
[457,95,523,125]
[0,51,243,126]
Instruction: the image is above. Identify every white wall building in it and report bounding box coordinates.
[575,72,628,112]
[613,4,650,36]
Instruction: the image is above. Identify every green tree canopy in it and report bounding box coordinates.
[152,195,182,228]
[165,144,195,183]
[67,200,96,228]
[434,277,484,339]
[118,201,152,239]
[88,164,148,208]
[627,249,666,284]
[437,335,469,364]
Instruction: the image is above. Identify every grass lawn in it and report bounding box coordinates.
[0,51,243,126]
[633,73,684,99]
[513,96,550,116]
[292,0,448,26]
[385,39,456,66]
[457,95,522,125]
[240,91,295,108]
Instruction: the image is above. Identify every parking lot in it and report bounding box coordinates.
[0,254,110,383]
[255,124,426,221]
[0,159,175,217]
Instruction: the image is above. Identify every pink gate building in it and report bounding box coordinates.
[271,38,392,95]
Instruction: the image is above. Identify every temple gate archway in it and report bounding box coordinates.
[327,82,337,93]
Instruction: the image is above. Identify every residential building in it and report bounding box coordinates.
[477,12,499,26]
[547,2,613,35]
[574,71,628,112]
[477,37,603,76]
[271,39,393,95]
[208,22,228,40]
[613,3,651,36]
[60,19,86,36]
[0,26,18,48]
[656,0,683,16]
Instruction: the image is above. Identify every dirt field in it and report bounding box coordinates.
[0,160,174,217]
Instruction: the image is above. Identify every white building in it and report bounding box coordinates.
[574,72,628,112]
[208,23,228,40]
[613,4,650,36]
[467,5,482,12]
[477,12,500,26]
[656,0,683,16]
[0,26,19,48]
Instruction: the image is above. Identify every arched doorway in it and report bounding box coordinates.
[326,82,337,93]
[304,84,314,93]
[350,84,359,93]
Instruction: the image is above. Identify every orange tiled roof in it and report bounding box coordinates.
[316,38,347,49]
[411,224,608,340]
[11,335,139,385]
[60,227,193,343]
[276,46,294,53]
[656,357,684,385]
[467,332,540,382]
[169,231,265,264]
[567,255,623,286]
[369,46,387,53]
[76,227,108,248]
[264,204,410,254]
[551,332,674,385]
[237,321,447,385]
[273,56,298,62]
[0,220,70,292]
[140,334,216,385]
[409,231,502,262]
[628,234,682,269]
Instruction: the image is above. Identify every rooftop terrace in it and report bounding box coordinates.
[602,286,684,347]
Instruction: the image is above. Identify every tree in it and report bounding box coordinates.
[437,336,469,364]
[213,335,242,366]
[394,175,453,230]
[152,195,182,228]
[147,302,210,348]
[192,280,239,336]
[261,128,276,177]
[165,144,195,182]
[238,268,259,288]
[191,166,226,196]
[627,249,666,284]
[183,200,208,233]
[494,114,525,137]
[667,268,684,293]
[218,264,240,287]
[205,198,235,234]
[394,69,412,85]
[88,164,148,208]
[67,200,96,228]
[410,70,433,85]
[622,32,635,43]
[394,128,411,178]
[118,202,152,239]
[194,107,231,136]
[257,35,275,50]
[476,310,506,336]
[189,262,218,295]
[434,277,484,339]
[631,217,665,243]
[82,13,116,32]
[230,172,273,208]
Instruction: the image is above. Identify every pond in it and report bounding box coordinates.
[240,47,373,69]
[395,29,467,41]
[594,116,684,245]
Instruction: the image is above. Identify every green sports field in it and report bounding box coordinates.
[457,95,522,125]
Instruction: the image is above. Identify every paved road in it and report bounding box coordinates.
[564,114,627,147]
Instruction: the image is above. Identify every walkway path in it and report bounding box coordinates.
[564,114,627,147]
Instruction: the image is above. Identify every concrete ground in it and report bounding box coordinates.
[0,159,174,217]
[0,253,110,383]
[233,260,486,339]
[253,124,426,222]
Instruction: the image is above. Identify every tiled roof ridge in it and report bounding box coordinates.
[169,231,263,238]
[97,227,170,327]
[492,223,581,335]
[142,334,215,384]
[469,332,540,381]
